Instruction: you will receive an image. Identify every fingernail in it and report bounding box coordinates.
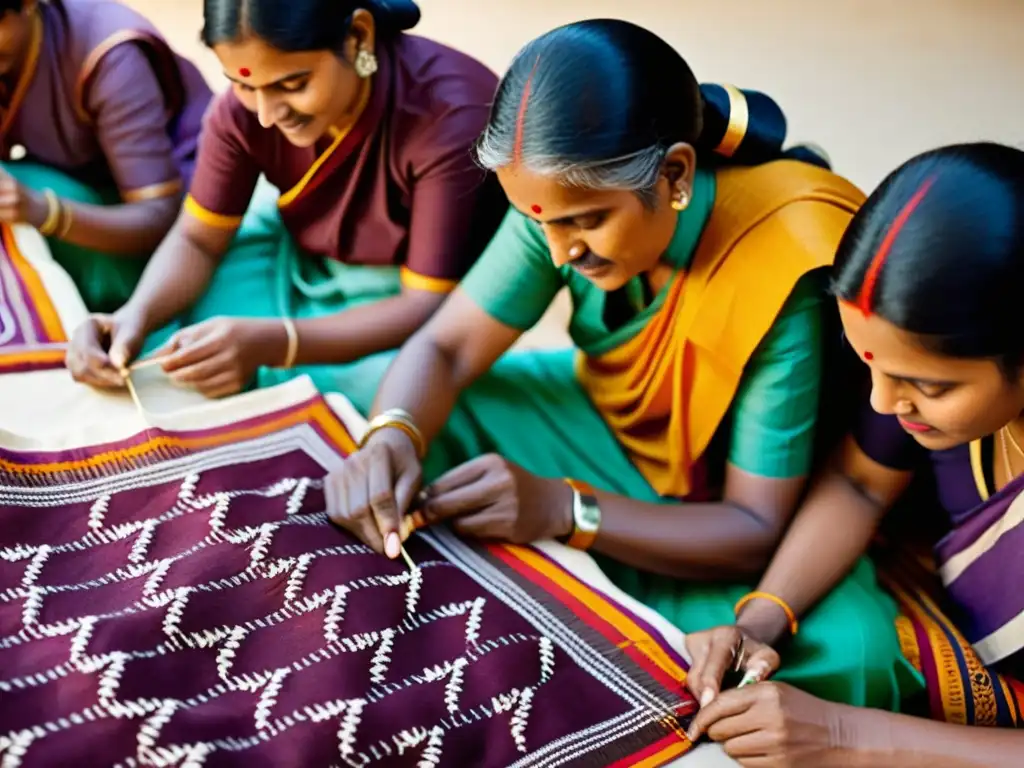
[686,727,698,742]
[385,532,400,559]
[416,489,429,503]
[700,689,715,707]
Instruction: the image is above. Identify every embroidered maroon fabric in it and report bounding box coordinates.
[0,391,696,766]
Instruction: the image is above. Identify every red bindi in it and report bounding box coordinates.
[530,204,542,214]
[864,351,874,361]
[238,67,251,77]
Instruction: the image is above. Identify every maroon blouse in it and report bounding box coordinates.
[2,0,212,199]
[186,34,507,291]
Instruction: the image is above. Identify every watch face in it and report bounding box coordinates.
[577,494,601,530]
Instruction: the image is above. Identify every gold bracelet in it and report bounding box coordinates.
[562,479,601,550]
[38,189,61,236]
[734,591,799,636]
[281,317,299,368]
[358,408,426,458]
[56,201,73,238]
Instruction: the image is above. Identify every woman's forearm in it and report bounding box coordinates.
[370,330,469,443]
[291,292,445,366]
[736,469,887,642]
[119,219,225,332]
[46,195,180,256]
[591,493,784,580]
[842,705,1024,768]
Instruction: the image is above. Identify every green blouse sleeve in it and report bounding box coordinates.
[458,208,565,330]
[726,271,826,478]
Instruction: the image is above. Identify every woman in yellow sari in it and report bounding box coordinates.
[323,19,917,712]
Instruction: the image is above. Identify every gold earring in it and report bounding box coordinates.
[354,49,378,78]
[671,190,690,212]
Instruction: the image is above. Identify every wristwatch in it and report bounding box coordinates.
[561,480,601,550]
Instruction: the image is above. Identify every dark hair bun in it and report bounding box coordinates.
[366,0,420,32]
[699,83,829,169]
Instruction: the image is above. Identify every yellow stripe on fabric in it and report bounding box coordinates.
[969,439,990,501]
[277,82,371,209]
[502,545,687,683]
[184,195,243,229]
[888,581,968,724]
[400,267,457,294]
[714,83,749,158]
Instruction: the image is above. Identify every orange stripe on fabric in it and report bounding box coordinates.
[184,195,243,229]
[493,544,687,684]
[3,226,64,342]
[399,267,457,294]
[1,400,356,475]
[0,11,41,139]
[854,176,935,316]
[0,349,65,366]
[278,81,371,208]
[998,677,1021,725]
[887,580,969,724]
[612,736,690,768]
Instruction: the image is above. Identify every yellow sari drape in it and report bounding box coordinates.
[578,161,865,497]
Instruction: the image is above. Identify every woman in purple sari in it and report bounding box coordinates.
[0,0,212,311]
[680,143,1024,766]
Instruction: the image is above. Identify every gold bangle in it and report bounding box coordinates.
[359,408,426,459]
[281,317,299,369]
[39,189,61,236]
[734,591,799,636]
[56,201,73,238]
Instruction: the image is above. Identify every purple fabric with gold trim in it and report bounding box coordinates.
[2,0,212,199]
[186,35,507,290]
[856,403,1024,688]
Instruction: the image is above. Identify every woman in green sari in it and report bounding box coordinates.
[323,19,920,714]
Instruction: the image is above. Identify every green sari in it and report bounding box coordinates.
[416,169,923,711]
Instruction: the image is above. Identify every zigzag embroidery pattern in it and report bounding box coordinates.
[0,428,689,768]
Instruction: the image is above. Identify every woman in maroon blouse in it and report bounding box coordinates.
[0,0,212,311]
[681,143,1024,766]
[66,0,506,412]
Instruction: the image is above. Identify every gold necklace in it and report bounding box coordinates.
[1004,421,1024,460]
[1000,427,1016,485]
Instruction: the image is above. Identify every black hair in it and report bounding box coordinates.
[201,0,420,51]
[475,18,826,200]
[1,0,65,15]
[833,142,1024,375]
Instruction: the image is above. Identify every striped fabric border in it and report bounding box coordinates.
[0,224,68,374]
[874,538,1023,727]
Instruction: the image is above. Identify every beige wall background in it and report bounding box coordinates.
[126,0,1024,193]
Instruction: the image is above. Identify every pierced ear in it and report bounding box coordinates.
[661,142,698,185]
[344,8,377,61]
